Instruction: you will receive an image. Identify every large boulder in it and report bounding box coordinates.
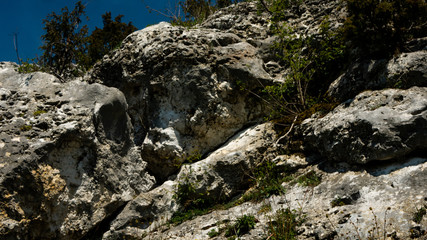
[88,19,275,180]
[300,87,427,164]
[0,64,155,239]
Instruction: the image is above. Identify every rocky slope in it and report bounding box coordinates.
[1,0,426,239]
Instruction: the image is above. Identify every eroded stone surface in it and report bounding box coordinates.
[101,123,276,239]
[328,50,427,101]
[300,87,427,164]
[0,65,155,239]
[88,20,275,180]
[137,158,427,240]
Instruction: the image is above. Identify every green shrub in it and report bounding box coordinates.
[40,1,89,78]
[86,12,137,67]
[173,167,207,210]
[264,18,345,120]
[20,125,33,132]
[259,0,304,21]
[18,58,44,74]
[225,214,256,237]
[413,205,426,224]
[208,228,220,238]
[343,0,427,58]
[267,208,304,240]
[243,160,286,202]
[296,171,321,187]
[33,109,47,117]
[171,166,212,224]
[149,0,244,27]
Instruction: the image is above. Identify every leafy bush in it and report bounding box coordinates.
[296,171,321,187]
[413,205,426,224]
[259,0,304,21]
[86,12,137,66]
[39,1,89,79]
[343,0,427,58]
[171,166,212,224]
[173,167,207,210]
[243,160,286,202]
[17,58,45,74]
[267,208,304,240]
[264,18,345,120]
[225,214,257,237]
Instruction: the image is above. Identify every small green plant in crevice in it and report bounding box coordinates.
[208,228,220,238]
[170,208,210,225]
[330,197,348,208]
[413,205,426,224]
[242,160,287,202]
[173,168,207,207]
[258,202,273,214]
[33,109,47,117]
[20,125,33,132]
[296,171,321,187]
[266,208,304,240]
[225,214,257,238]
[170,166,213,224]
[173,150,202,168]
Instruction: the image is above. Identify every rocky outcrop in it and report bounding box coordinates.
[138,156,427,240]
[300,87,427,164]
[101,123,276,239]
[0,63,155,239]
[1,0,427,239]
[328,50,427,101]
[88,17,275,181]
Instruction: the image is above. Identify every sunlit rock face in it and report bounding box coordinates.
[1,0,427,239]
[0,63,155,239]
[300,87,427,164]
[89,20,275,181]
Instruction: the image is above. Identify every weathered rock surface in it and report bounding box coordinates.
[0,64,155,239]
[300,87,427,164]
[88,16,275,180]
[328,50,427,102]
[101,123,276,239]
[1,0,427,239]
[142,157,427,240]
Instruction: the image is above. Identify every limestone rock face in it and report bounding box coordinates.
[101,123,276,239]
[1,0,427,239]
[0,64,155,240]
[143,157,427,240]
[386,50,427,88]
[328,50,427,101]
[300,87,427,164]
[89,18,274,180]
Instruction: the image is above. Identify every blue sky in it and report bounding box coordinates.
[0,0,172,63]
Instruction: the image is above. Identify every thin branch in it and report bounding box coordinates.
[12,33,21,65]
[275,115,298,145]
